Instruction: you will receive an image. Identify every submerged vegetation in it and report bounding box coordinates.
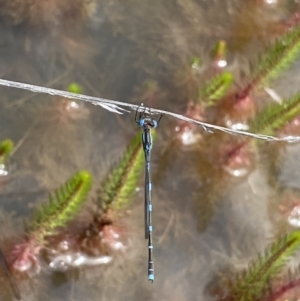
[0,139,13,166]
[0,139,14,177]
[210,231,300,301]
[97,131,148,213]
[6,130,146,284]
[2,1,300,301]
[28,170,92,243]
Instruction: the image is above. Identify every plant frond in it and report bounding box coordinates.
[98,130,148,213]
[250,92,300,135]
[212,40,227,61]
[29,170,92,242]
[263,266,300,301]
[0,139,14,165]
[251,24,300,88]
[229,231,300,301]
[199,72,233,105]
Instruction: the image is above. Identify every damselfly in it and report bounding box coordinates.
[135,106,162,283]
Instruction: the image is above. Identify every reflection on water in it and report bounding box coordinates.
[0,0,300,300]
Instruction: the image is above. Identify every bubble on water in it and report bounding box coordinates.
[175,126,201,145]
[216,59,227,68]
[288,206,300,228]
[0,164,9,177]
[222,143,255,178]
[223,165,251,178]
[65,100,80,111]
[264,0,277,4]
[225,120,249,131]
[48,252,113,271]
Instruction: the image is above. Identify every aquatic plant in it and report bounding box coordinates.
[10,131,146,274]
[11,171,92,275]
[3,4,300,298]
[265,267,300,301]
[170,19,300,146]
[190,57,202,69]
[0,139,14,177]
[28,170,92,242]
[242,24,300,97]
[223,231,300,301]
[199,72,234,106]
[220,91,300,179]
[97,131,147,214]
[0,139,13,166]
[44,132,146,271]
[211,40,228,68]
[250,93,300,136]
[255,26,300,87]
[67,82,83,94]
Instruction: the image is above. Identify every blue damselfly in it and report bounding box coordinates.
[135,106,162,282]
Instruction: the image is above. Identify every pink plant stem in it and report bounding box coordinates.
[265,278,300,301]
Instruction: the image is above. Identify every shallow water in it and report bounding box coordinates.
[0,0,300,300]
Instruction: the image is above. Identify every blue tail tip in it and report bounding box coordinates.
[148,274,154,282]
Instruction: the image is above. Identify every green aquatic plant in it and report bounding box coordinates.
[190,57,202,69]
[67,82,83,94]
[265,266,300,301]
[199,72,233,105]
[28,170,92,242]
[98,130,149,213]
[249,24,300,91]
[227,231,300,301]
[211,40,227,64]
[250,92,300,136]
[0,139,14,165]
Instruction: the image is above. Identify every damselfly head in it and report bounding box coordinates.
[135,104,163,130]
[145,118,157,128]
[139,117,157,128]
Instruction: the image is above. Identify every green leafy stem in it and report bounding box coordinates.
[0,139,14,165]
[243,24,300,96]
[265,274,300,301]
[199,72,233,106]
[28,170,92,243]
[97,130,150,213]
[227,231,300,301]
[250,92,300,136]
